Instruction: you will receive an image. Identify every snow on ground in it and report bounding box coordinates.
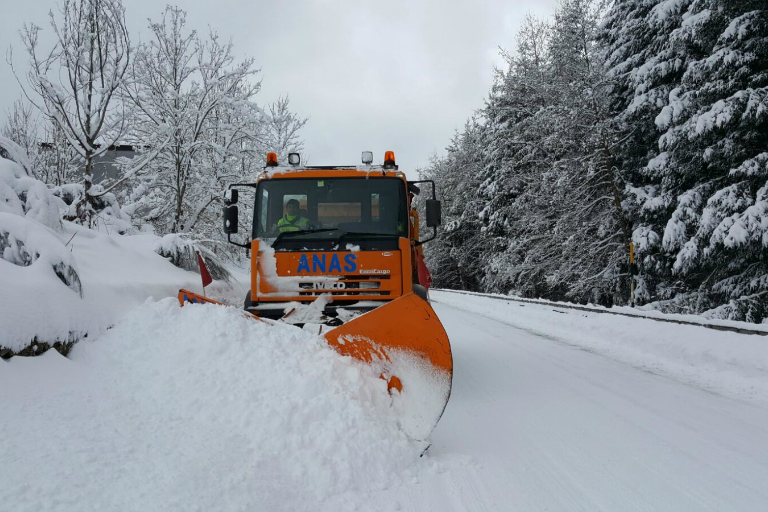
[0,219,247,352]
[0,299,433,512]
[433,290,768,405]
[2,288,768,510]
[4,220,768,512]
[418,297,768,511]
[2,151,250,354]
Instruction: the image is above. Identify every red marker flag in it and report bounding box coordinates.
[196,251,213,290]
[416,253,432,290]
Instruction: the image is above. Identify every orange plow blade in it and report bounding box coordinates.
[324,292,453,440]
[178,289,227,307]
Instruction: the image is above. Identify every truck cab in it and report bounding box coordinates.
[224,151,441,322]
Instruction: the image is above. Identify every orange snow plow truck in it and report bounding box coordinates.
[178,151,452,439]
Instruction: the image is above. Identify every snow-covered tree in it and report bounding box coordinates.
[545,0,632,305]
[421,121,490,291]
[38,120,82,187]
[477,14,558,295]
[658,2,767,321]
[1,100,40,178]
[2,99,82,187]
[261,96,307,164]
[15,0,131,226]
[424,0,766,321]
[462,2,631,305]
[603,0,768,320]
[122,6,268,236]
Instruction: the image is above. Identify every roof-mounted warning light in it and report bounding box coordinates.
[362,151,373,165]
[266,152,278,167]
[288,152,301,166]
[383,150,396,169]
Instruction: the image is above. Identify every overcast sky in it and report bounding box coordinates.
[1,0,557,175]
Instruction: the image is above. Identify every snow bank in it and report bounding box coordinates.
[0,135,34,176]
[52,183,133,235]
[1,152,247,354]
[432,291,768,404]
[0,212,82,293]
[0,299,426,511]
[0,220,243,353]
[437,288,768,333]
[0,157,64,230]
[155,233,232,282]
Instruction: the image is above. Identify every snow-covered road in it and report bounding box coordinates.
[360,293,768,511]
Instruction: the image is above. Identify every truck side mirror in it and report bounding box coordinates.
[426,199,442,228]
[225,188,238,204]
[224,205,239,234]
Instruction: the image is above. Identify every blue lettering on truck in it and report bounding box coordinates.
[297,253,357,274]
[343,254,356,272]
[328,254,342,272]
[312,254,326,272]
[297,255,310,273]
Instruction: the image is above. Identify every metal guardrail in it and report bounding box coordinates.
[434,289,768,337]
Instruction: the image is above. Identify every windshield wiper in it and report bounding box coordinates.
[336,231,399,243]
[271,228,399,248]
[271,228,339,247]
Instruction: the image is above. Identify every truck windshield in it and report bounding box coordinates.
[253,177,407,240]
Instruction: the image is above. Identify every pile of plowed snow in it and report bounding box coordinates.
[0,299,426,511]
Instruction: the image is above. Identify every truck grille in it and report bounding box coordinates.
[296,275,391,296]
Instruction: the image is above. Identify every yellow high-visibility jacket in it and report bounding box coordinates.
[277,215,309,232]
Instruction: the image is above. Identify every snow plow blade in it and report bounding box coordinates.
[323,292,453,440]
[177,289,452,440]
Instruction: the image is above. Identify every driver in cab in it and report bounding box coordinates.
[276,199,310,233]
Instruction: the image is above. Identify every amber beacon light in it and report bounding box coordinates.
[266,152,278,167]
[384,151,396,167]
